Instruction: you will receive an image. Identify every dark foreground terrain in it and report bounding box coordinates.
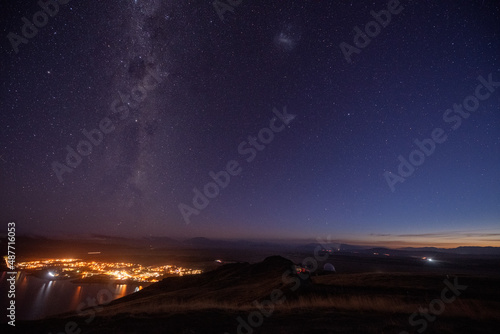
[6,254,500,334]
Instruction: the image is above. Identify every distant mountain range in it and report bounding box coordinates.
[399,246,500,255]
[296,242,500,256]
[4,234,500,256]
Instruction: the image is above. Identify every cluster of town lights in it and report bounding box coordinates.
[16,258,202,282]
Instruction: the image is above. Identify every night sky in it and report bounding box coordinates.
[1,0,499,247]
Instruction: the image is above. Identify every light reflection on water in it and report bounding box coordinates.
[115,284,128,300]
[0,271,144,321]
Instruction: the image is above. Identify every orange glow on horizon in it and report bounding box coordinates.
[338,232,500,249]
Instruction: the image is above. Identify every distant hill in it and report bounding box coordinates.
[400,246,500,255]
[5,235,500,259]
[103,255,306,308]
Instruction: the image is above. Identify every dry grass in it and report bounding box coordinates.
[92,270,500,328]
[101,299,250,315]
[312,272,450,290]
[98,293,500,322]
[281,295,411,312]
[16,264,500,334]
[279,295,500,320]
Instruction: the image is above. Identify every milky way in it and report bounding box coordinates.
[1,1,499,246]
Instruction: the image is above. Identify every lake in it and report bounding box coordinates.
[0,271,145,322]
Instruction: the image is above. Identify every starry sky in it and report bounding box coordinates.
[1,0,499,247]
